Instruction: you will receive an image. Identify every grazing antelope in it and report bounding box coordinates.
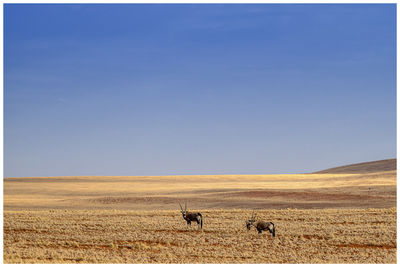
[246,211,275,237]
[179,202,203,230]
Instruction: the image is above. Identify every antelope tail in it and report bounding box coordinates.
[270,222,275,237]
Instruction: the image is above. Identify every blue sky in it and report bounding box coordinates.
[4,4,396,177]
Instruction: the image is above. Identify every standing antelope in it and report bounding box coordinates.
[246,211,275,237]
[179,202,203,230]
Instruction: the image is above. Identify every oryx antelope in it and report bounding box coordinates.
[246,211,275,237]
[179,202,203,230]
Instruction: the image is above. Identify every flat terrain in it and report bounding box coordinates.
[4,172,396,210]
[4,208,396,263]
[3,159,397,263]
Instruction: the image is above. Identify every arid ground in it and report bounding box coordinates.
[3,159,397,263]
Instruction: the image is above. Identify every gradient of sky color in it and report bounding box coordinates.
[4,4,396,177]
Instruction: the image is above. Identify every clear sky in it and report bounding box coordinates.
[4,4,396,177]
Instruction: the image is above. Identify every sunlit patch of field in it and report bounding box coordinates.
[4,171,396,210]
[4,208,396,263]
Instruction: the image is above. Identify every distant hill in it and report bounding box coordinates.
[314,159,396,174]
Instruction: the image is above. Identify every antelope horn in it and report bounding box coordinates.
[185,202,187,212]
[179,203,183,211]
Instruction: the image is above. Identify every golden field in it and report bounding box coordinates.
[3,159,397,263]
[4,171,396,210]
[4,208,396,263]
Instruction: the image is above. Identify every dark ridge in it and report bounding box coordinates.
[314,159,396,174]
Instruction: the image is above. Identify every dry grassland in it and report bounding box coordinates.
[4,171,396,210]
[4,208,396,263]
[3,161,397,263]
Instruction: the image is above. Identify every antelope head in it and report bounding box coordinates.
[246,211,257,230]
[179,202,187,217]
